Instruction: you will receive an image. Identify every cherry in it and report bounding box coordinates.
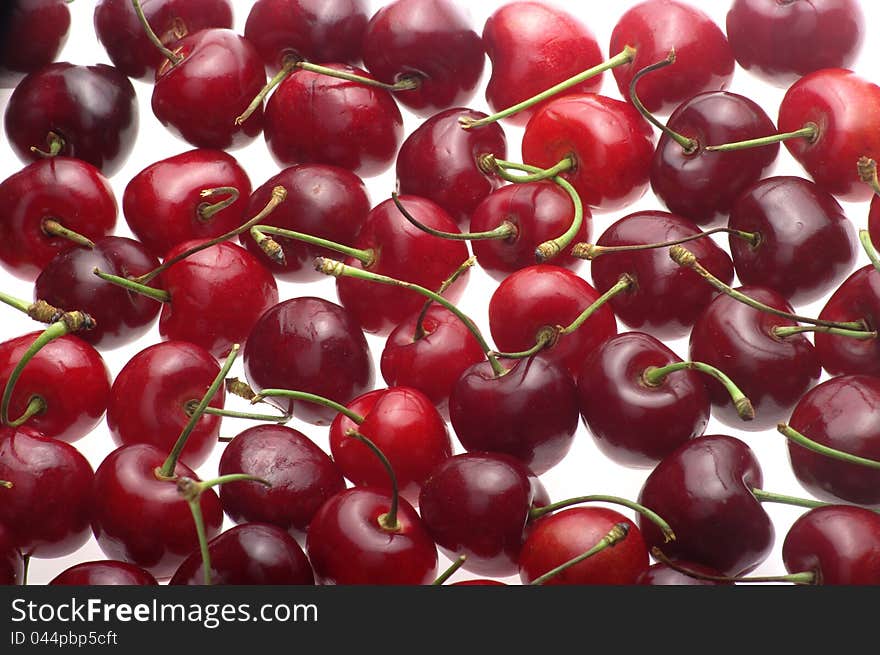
[94,0,233,81]
[726,0,865,87]
[123,148,252,260]
[610,0,734,116]
[0,331,111,444]
[588,211,734,339]
[239,165,370,282]
[49,560,158,585]
[361,0,485,117]
[264,63,403,178]
[169,523,315,585]
[245,0,368,74]
[242,297,374,426]
[481,2,604,128]
[218,424,345,536]
[396,108,507,227]
[0,158,117,281]
[3,62,138,176]
[0,0,70,88]
[0,523,24,585]
[521,93,655,213]
[0,425,93,559]
[728,176,857,306]
[34,236,162,350]
[637,560,733,586]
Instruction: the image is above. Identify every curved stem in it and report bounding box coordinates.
[490,331,555,360]
[572,226,760,260]
[650,547,816,585]
[250,225,374,267]
[432,555,467,586]
[131,0,182,66]
[486,156,575,184]
[705,124,818,152]
[460,46,636,129]
[530,523,630,586]
[249,389,364,424]
[30,131,64,158]
[345,430,400,532]
[198,186,240,222]
[93,268,171,303]
[41,219,95,249]
[296,61,420,92]
[393,193,515,241]
[860,229,880,276]
[643,361,755,421]
[315,257,507,377]
[528,495,675,543]
[235,60,295,126]
[773,324,877,340]
[413,255,476,341]
[8,396,47,428]
[629,49,697,153]
[777,423,880,470]
[185,401,291,424]
[670,245,866,331]
[559,274,633,336]
[750,487,829,511]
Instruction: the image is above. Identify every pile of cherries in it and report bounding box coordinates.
[2,0,880,588]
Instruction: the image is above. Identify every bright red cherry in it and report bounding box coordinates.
[49,560,158,585]
[0,524,24,585]
[0,0,70,88]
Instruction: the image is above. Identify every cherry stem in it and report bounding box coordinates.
[530,523,631,586]
[670,245,867,331]
[777,423,880,470]
[392,193,516,242]
[29,131,64,158]
[41,219,95,249]
[198,186,240,222]
[704,123,818,152]
[8,396,47,428]
[250,225,374,268]
[431,555,467,585]
[0,292,33,316]
[643,362,755,421]
[750,488,829,511]
[224,377,261,403]
[650,547,816,585]
[859,229,880,277]
[460,46,637,129]
[0,296,87,331]
[858,157,880,196]
[249,389,364,424]
[235,61,294,126]
[93,268,171,303]
[315,257,507,377]
[184,399,291,424]
[132,186,287,285]
[629,49,698,153]
[0,481,13,489]
[486,156,575,184]
[157,345,240,480]
[345,430,400,532]
[413,255,476,341]
[528,494,675,543]
[572,226,760,260]
[131,0,183,66]
[772,324,877,340]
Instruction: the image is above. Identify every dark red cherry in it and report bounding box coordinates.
[158,240,279,358]
[0,0,70,88]
[91,443,223,579]
[49,560,158,585]
[519,507,648,585]
[637,560,733,586]
[218,424,345,536]
[243,297,374,426]
[786,375,880,507]
[0,425,93,558]
[170,523,315,585]
[590,211,734,339]
[782,505,880,585]
[306,487,438,584]
[451,579,507,586]
[151,29,266,150]
[449,356,579,475]
[362,0,485,116]
[4,62,138,176]
[481,2,603,127]
[123,148,252,260]
[239,164,370,282]
[610,0,734,116]
[264,63,403,178]
[0,332,111,444]
[396,107,507,227]
[728,176,857,306]
[34,236,162,349]
[469,182,589,281]
[689,286,821,431]
[727,0,864,87]
[0,158,117,281]
[651,91,779,226]
[637,435,774,577]
[577,332,709,468]
[0,523,24,585]
[245,0,368,73]
[94,0,233,81]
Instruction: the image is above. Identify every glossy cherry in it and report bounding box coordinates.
[49,560,158,585]
[170,523,315,585]
[637,560,733,586]
[94,0,233,81]
[0,0,70,88]
[0,425,93,559]
[4,62,138,176]
[0,158,117,281]
[726,0,864,87]
[0,523,24,585]
[242,297,374,426]
[123,149,252,260]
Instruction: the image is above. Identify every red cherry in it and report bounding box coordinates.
[0,0,71,88]
[49,560,158,585]
[0,523,24,585]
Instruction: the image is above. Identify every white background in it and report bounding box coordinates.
[2,0,878,585]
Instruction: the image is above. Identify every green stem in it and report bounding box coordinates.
[860,229,880,276]
[460,46,637,129]
[777,423,880,470]
[772,324,877,340]
[346,430,400,532]
[30,131,64,158]
[490,331,555,360]
[750,487,829,511]
[186,401,291,424]
[705,124,818,152]
[41,219,95,249]
[487,156,575,184]
[8,396,47,427]
[93,268,171,303]
[643,361,755,421]
[249,389,364,424]
[529,495,675,543]
[650,547,816,585]
[131,0,182,66]
[530,523,630,585]
[393,193,516,241]
[0,292,34,316]
[198,186,240,222]
[572,226,760,260]
[250,225,374,267]
[235,60,294,126]
[432,555,467,585]
[315,257,507,377]
[296,61,420,92]
[186,498,212,585]
[413,255,476,341]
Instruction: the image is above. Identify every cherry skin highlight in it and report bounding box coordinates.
[49,561,158,586]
